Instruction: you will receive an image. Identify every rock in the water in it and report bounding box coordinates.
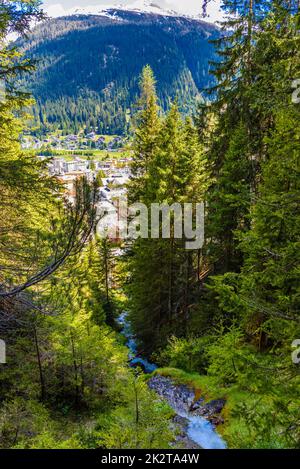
[193,398,226,418]
[148,375,195,415]
[190,397,205,411]
[173,414,189,429]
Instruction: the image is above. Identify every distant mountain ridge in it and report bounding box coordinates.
[21,8,219,135]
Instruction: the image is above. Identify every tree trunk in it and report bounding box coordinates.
[33,325,46,402]
[70,333,80,405]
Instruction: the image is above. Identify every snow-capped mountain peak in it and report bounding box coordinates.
[116,0,177,16]
[52,1,185,20]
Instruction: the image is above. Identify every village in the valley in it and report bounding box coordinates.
[23,132,133,237]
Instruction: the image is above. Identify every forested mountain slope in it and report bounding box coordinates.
[20,9,219,135]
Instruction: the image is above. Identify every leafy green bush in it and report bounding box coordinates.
[156,335,213,374]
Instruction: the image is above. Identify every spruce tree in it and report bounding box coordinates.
[129,65,161,204]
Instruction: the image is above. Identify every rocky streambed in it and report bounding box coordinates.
[148,375,226,450]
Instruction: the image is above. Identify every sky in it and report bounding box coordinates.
[42,0,224,23]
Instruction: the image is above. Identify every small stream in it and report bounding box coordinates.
[118,313,227,450]
[118,312,158,374]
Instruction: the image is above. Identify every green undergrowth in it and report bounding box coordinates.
[151,368,290,449]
